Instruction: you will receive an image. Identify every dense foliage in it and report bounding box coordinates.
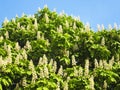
[0,6,120,90]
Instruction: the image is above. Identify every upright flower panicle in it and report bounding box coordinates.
[114,23,117,30]
[5,31,9,39]
[103,60,109,70]
[15,42,20,51]
[38,57,43,66]
[16,14,18,18]
[3,17,9,26]
[12,18,15,23]
[57,25,63,33]
[39,68,44,78]
[71,55,76,66]
[73,22,77,29]
[6,55,12,64]
[14,54,20,65]
[38,7,41,12]
[49,59,53,66]
[94,59,98,68]
[78,67,83,76]
[44,4,48,9]
[84,59,89,76]
[44,66,49,78]
[97,24,101,31]
[108,24,112,30]
[56,82,60,90]
[73,67,78,77]
[7,45,12,57]
[101,37,105,46]
[24,40,32,50]
[21,77,27,87]
[0,36,4,41]
[103,80,107,90]
[34,18,38,30]
[45,13,49,23]
[17,22,20,29]
[99,60,103,68]
[22,49,27,60]
[27,25,30,30]
[65,20,69,28]
[85,22,90,32]
[37,31,41,40]
[32,70,38,84]
[109,56,114,69]
[22,12,25,17]
[0,56,3,67]
[58,65,63,76]
[42,54,48,65]
[101,24,105,30]
[63,81,68,90]
[89,75,95,90]
[28,60,35,71]
[4,42,7,50]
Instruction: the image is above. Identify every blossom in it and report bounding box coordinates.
[44,66,49,78]
[0,56,3,67]
[17,22,20,29]
[73,67,78,77]
[0,36,4,41]
[39,68,44,78]
[58,65,63,76]
[99,60,103,68]
[114,23,117,30]
[65,20,69,28]
[101,37,105,46]
[44,4,48,8]
[63,81,68,90]
[56,82,60,90]
[101,24,105,30]
[22,49,27,60]
[97,24,101,31]
[109,56,114,69]
[71,55,76,66]
[32,70,38,83]
[37,31,41,40]
[42,54,48,65]
[15,42,20,51]
[3,17,9,26]
[24,40,32,50]
[38,7,41,12]
[85,22,90,32]
[103,80,107,90]
[5,31,9,39]
[12,18,15,23]
[49,59,53,66]
[14,54,20,65]
[57,25,63,33]
[34,18,38,30]
[28,60,35,71]
[89,75,95,90]
[108,24,112,30]
[21,77,27,86]
[94,59,98,68]
[84,59,89,76]
[45,13,49,23]
[73,22,77,29]
[22,12,25,17]
[78,67,83,76]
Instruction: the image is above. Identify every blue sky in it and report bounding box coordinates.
[0,0,120,30]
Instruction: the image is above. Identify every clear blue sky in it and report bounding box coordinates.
[0,0,120,30]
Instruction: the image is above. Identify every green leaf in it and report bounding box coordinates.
[0,84,2,90]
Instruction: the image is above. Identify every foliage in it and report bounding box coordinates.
[0,6,120,90]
